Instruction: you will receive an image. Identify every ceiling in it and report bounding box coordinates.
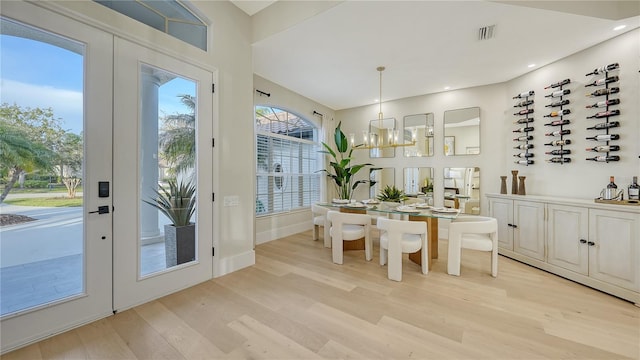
[237,1,639,111]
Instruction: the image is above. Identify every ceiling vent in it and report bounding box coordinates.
[478,25,496,40]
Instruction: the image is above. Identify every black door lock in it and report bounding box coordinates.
[89,205,110,214]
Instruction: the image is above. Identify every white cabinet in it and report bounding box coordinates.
[547,204,589,275]
[487,194,640,304]
[513,201,545,261]
[488,197,544,261]
[488,197,513,250]
[588,209,640,292]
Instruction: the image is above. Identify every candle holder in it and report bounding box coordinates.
[500,176,508,194]
[511,170,519,194]
[518,176,527,195]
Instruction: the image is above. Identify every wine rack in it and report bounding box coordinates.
[543,79,572,164]
[512,90,535,166]
[585,63,621,163]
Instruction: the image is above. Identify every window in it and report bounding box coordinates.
[256,106,320,215]
[94,0,208,50]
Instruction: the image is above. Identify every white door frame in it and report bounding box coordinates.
[0,2,113,353]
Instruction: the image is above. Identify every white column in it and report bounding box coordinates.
[140,71,161,238]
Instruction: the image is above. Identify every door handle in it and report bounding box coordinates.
[579,239,587,244]
[89,205,110,214]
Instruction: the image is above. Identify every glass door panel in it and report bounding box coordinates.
[139,65,197,276]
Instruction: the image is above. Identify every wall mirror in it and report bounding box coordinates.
[404,167,434,205]
[443,107,480,156]
[369,118,396,158]
[443,167,480,214]
[369,167,395,199]
[403,113,434,157]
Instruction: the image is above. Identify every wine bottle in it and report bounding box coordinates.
[513,126,534,133]
[514,108,534,116]
[545,129,570,136]
[586,145,620,152]
[544,78,570,89]
[514,152,534,158]
[545,99,570,108]
[586,134,620,141]
[585,99,620,108]
[628,176,640,200]
[544,119,570,127]
[514,99,534,107]
[545,139,571,146]
[544,109,571,118]
[585,63,619,76]
[546,157,571,164]
[586,156,620,162]
[513,90,535,99]
[586,109,620,119]
[585,75,619,87]
[607,176,618,189]
[545,89,571,98]
[545,149,571,155]
[514,144,534,150]
[514,159,534,165]
[586,121,620,130]
[514,135,533,141]
[586,87,619,97]
[514,118,534,124]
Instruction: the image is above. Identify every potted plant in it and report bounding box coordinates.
[143,178,196,267]
[318,121,373,200]
[377,185,408,206]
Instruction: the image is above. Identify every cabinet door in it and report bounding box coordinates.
[588,209,640,291]
[547,204,588,275]
[489,197,513,250]
[513,200,545,261]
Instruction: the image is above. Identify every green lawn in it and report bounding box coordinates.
[4,197,83,207]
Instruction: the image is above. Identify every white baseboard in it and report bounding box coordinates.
[214,249,255,277]
[256,221,311,245]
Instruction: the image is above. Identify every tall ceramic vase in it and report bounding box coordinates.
[511,170,519,195]
[518,176,527,195]
[500,176,508,194]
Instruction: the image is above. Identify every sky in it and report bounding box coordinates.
[1,33,194,135]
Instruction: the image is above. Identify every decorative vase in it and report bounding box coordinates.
[511,170,519,195]
[518,176,526,195]
[500,176,508,194]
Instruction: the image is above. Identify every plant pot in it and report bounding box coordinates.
[381,201,402,209]
[164,223,195,267]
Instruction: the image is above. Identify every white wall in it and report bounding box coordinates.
[336,83,507,214]
[253,75,336,244]
[506,28,639,199]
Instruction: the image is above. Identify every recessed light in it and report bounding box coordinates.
[444,86,451,90]
[613,25,626,31]
[528,64,536,68]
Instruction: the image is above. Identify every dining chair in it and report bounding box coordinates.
[311,203,328,241]
[447,215,498,277]
[377,217,428,281]
[327,210,372,264]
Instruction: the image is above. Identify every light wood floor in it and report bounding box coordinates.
[4,231,640,359]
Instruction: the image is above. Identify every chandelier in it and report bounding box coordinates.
[349,66,417,150]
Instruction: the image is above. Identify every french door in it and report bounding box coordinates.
[0,2,113,353]
[112,37,214,311]
[1,3,214,353]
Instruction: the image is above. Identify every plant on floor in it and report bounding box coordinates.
[376,185,408,203]
[318,121,373,200]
